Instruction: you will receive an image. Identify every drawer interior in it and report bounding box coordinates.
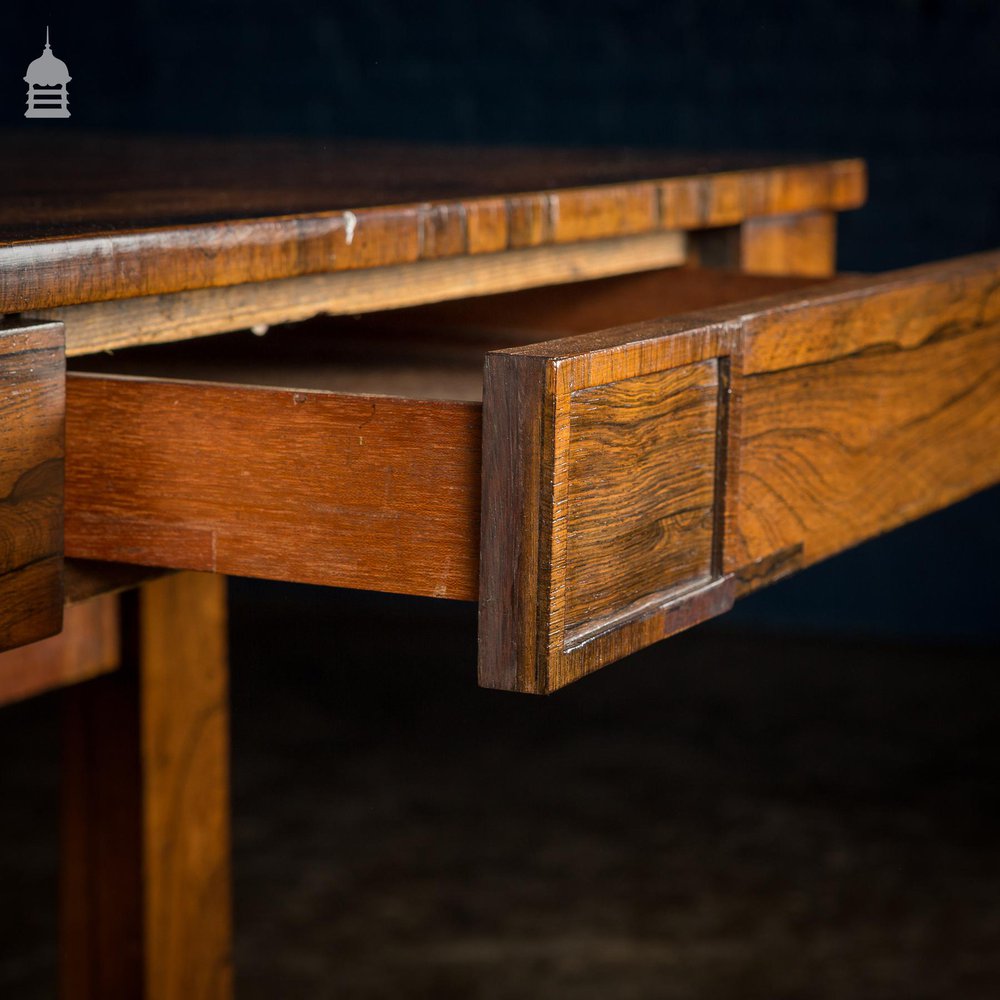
[72,321,494,402]
[69,267,824,400]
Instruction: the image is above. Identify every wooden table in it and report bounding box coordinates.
[1,136,997,998]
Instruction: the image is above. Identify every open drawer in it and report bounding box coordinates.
[66,254,1000,692]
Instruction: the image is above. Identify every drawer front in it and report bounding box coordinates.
[1,320,65,652]
[479,251,1000,693]
[479,319,740,694]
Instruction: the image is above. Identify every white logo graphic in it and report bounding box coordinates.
[24,27,71,119]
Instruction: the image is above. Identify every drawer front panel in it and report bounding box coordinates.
[479,321,740,694]
[563,360,719,643]
[480,251,1000,693]
[1,320,65,652]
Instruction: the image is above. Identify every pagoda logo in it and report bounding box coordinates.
[24,28,71,119]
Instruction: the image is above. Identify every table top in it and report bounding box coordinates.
[0,135,865,312]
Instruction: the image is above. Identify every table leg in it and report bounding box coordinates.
[688,209,837,278]
[738,209,837,277]
[59,572,232,1000]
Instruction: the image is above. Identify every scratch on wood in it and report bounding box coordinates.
[343,211,357,247]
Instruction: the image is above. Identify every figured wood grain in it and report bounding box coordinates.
[64,376,483,599]
[0,136,865,314]
[60,573,231,1000]
[729,251,1000,582]
[479,250,1000,692]
[0,319,65,652]
[0,592,118,707]
[480,322,739,693]
[735,327,1000,580]
[563,362,719,641]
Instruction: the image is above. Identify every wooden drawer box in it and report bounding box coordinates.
[65,255,1000,692]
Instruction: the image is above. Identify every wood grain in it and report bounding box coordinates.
[478,355,551,691]
[63,269,817,600]
[0,592,118,707]
[45,232,687,357]
[563,362,719,642]
[0,136,865,314]
[730,251,1000,582]
[479,321,739,693]
[60,573,232,1000]
[0,319,65,652]
[60,254,1000,691]
[479,250,1000,691]
[348,266,826,339]
[739,210,838,277]
[64,376,483,599]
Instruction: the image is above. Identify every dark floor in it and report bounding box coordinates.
[2,585,999,999]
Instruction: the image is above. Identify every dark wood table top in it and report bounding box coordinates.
[0,134,865,312]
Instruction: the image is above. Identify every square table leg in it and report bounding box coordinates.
[59,572,232,1000]
[688,209,837,278]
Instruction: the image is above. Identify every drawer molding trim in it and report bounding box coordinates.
[479,318,742,693]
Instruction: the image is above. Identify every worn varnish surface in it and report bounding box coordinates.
[41,232,687,357]
[0,319,65,652]
[0,135,864,313]
[61,573,232,1000]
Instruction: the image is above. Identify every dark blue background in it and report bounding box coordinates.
[4,0,998,639]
